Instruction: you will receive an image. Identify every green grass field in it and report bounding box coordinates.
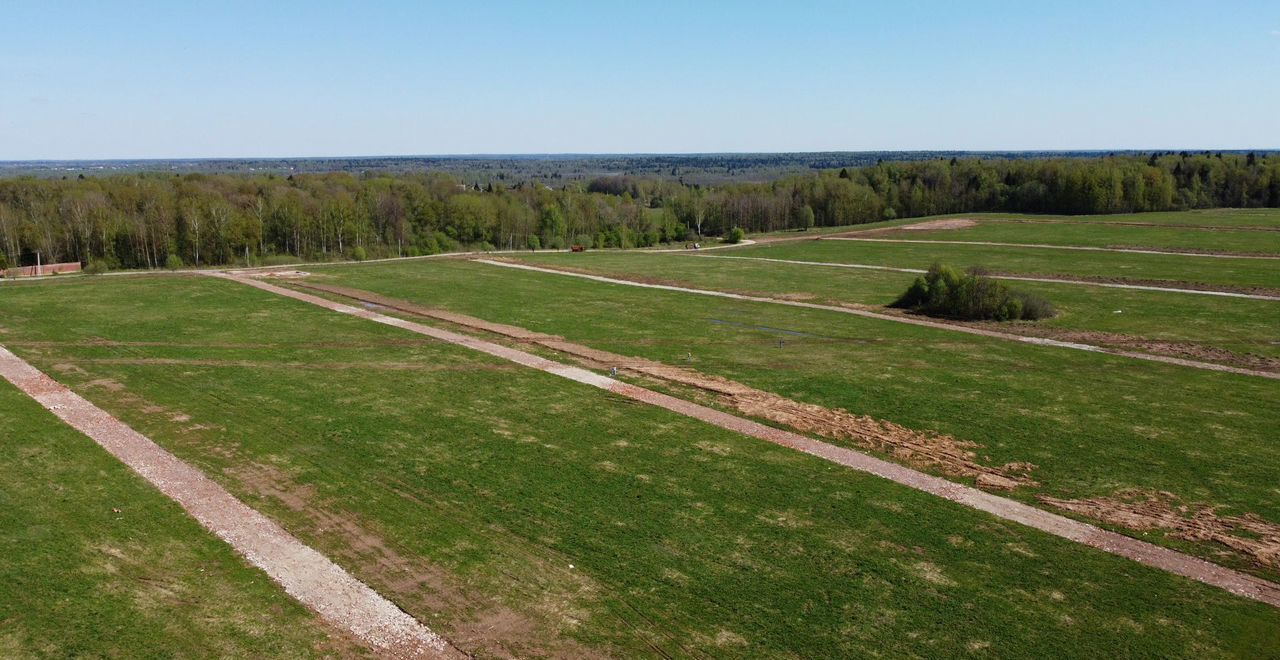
[512,251,1280,361]
[729,239,1280,291]
[868,218,1280,255]
[1,275,1278,657]
[303,259,1280,573]
[0,376,352,658]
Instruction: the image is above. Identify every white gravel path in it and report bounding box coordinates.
[0,345,460,659]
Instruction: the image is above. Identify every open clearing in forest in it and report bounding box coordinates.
[1,209,1278,657]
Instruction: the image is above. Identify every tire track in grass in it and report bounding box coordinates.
[0,345,461,660]
[688,254,1280,301]
[475,259,1278,380]
[217,272,1280,609]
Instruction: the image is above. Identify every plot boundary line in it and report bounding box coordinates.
[689,254,1280,301]
[474,259,1278,380]
[218,273,1280,609]
[821,236,1280,259]
[0,345,459,659]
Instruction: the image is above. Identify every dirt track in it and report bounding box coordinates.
[221,273,1280,609]
[476,259,1280,380]
[292,281,1034,487]
[691,253,1280,300]
[0,345,459,659]
[821,235,1280,259]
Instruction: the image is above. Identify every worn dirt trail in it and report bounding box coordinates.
[0,345,461,659]
[219,273,1280,609]
[689,253,1280,301]
[821,235,1280,259]
[476,259,1280,380]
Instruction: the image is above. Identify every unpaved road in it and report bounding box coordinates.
[475,260,1279,380]
[688,254,1280,301]
[221,272,1280,609]
[821,236,1280,259]
[0,346,460,659]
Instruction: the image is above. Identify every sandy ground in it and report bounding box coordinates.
[475,260,1279,380]
[222,273,1280,609]
[0,345,460,659]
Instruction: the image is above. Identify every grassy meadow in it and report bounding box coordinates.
[0,275,1277,657]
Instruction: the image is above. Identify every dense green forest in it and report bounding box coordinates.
[1,153,1276,270]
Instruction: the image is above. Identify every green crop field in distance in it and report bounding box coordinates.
[728,239,1280,290]
[512,251,1280,360]
[0,274,1276,657]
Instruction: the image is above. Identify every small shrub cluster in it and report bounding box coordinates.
[724,227,746,244]
[892,263,1056,321]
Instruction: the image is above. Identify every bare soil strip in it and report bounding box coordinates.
[690,254,1280,300]
[1040,491,1280,569]
[0,346,460,659]
[475,260,1280,380]
[219,273,1280,608]
[821,236,1280,259]
[292,281,1034,487]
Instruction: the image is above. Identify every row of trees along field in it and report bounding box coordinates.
[0,153,1276,270]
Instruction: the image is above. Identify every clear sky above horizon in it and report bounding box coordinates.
[2,0,1277,160]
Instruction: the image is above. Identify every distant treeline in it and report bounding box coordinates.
[0,153,1275,270]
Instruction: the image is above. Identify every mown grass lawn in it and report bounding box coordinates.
[0,275,1277,657]
[0,376,352,658]
[513,251,1280,360]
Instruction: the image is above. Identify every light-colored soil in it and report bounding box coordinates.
[223,273,1280,608]
[0,345,461,659]
[292,281,1035,487]
[1041,490,1280,569]
[854,218,979,233]
[475,259,1280,380]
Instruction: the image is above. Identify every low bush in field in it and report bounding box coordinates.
[892,263,1056,321]
[724,227,746,244]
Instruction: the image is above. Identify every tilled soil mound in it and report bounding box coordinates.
[1041,490,1280,568]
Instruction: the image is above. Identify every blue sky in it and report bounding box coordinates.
[2,0,1277,159]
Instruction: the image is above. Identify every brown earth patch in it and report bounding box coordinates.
[226,461,606,659]
[831,218,979,237]
[968,325,1280,373]
[294,281,1035,488]
[1040,490,1280,568]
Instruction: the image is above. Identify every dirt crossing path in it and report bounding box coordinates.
[219,273,1280,609]
[0,346,460,659]
[688,254,1280,301]
[475,260,1279,380]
